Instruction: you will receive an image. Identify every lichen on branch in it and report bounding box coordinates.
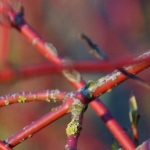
[66,98,87,137]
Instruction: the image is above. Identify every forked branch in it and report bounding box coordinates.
[1,2,150,150]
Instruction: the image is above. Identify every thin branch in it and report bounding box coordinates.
[82,51,150,99]
[0,90,68,107]
[119,68,150,90]
[4,97,73,148]
[81,33,150,90]
[90,99,135,150]
[65,95,86,150]
[0,53,148,82]
[80,33,108,60]
[0,56,150,82]
[66,114,83,150]
[0,5,136,149]
[0,141,12,150]
[0,25,10,68]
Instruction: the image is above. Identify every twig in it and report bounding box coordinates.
[0,55,150,82]
[0,90,67,107]
[66,114,83,150]
[82,51,150,99]
[90,99,135,150]
[4,96,73,148]
[81,33,150,90]
[0,5,136,149]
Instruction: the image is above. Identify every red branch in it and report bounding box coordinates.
[91,54,150,98]
[0,25,9,67]
[0,53,150,82]
[1,7,136,149]
[90,99,135,150]
[4,97,73,148]
[0,141,12,150]
[66,114,83,150]
[0,90,68,107]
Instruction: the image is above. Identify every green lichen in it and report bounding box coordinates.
[51,106,58,111]
[28,135,33,138]
[52,98,57,103]
[63,92,74,103]
[45,99,51,102]
[33,94,37,99]
[71,98,86,119]
[4,100,9,105]
[50,90,57,102]
[66,118,81,136]
[66,98,87,137]
[18,96,27,103]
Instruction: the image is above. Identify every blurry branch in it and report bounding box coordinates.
[81,51,150,99]
[0,140,12,150]
[0,0,11,26]
[79,33,108,60]
[0,25,10,68]
[80,33,150,90]
[118,68,150,90]
[1,52,150,82]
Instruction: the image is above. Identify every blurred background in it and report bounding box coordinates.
[0,0,150,149]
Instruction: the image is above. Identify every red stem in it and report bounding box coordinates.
[92,55,150,98]
[5,8,136,149]
[0,25,9,67]
[0,6,136,149]
[5,97,73,148]
[0,141,12,150]
[90,99,135,150]
[0,54,150,82]
[66,114,83,150]
[0,90,68,107]
[0,67,16,82]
